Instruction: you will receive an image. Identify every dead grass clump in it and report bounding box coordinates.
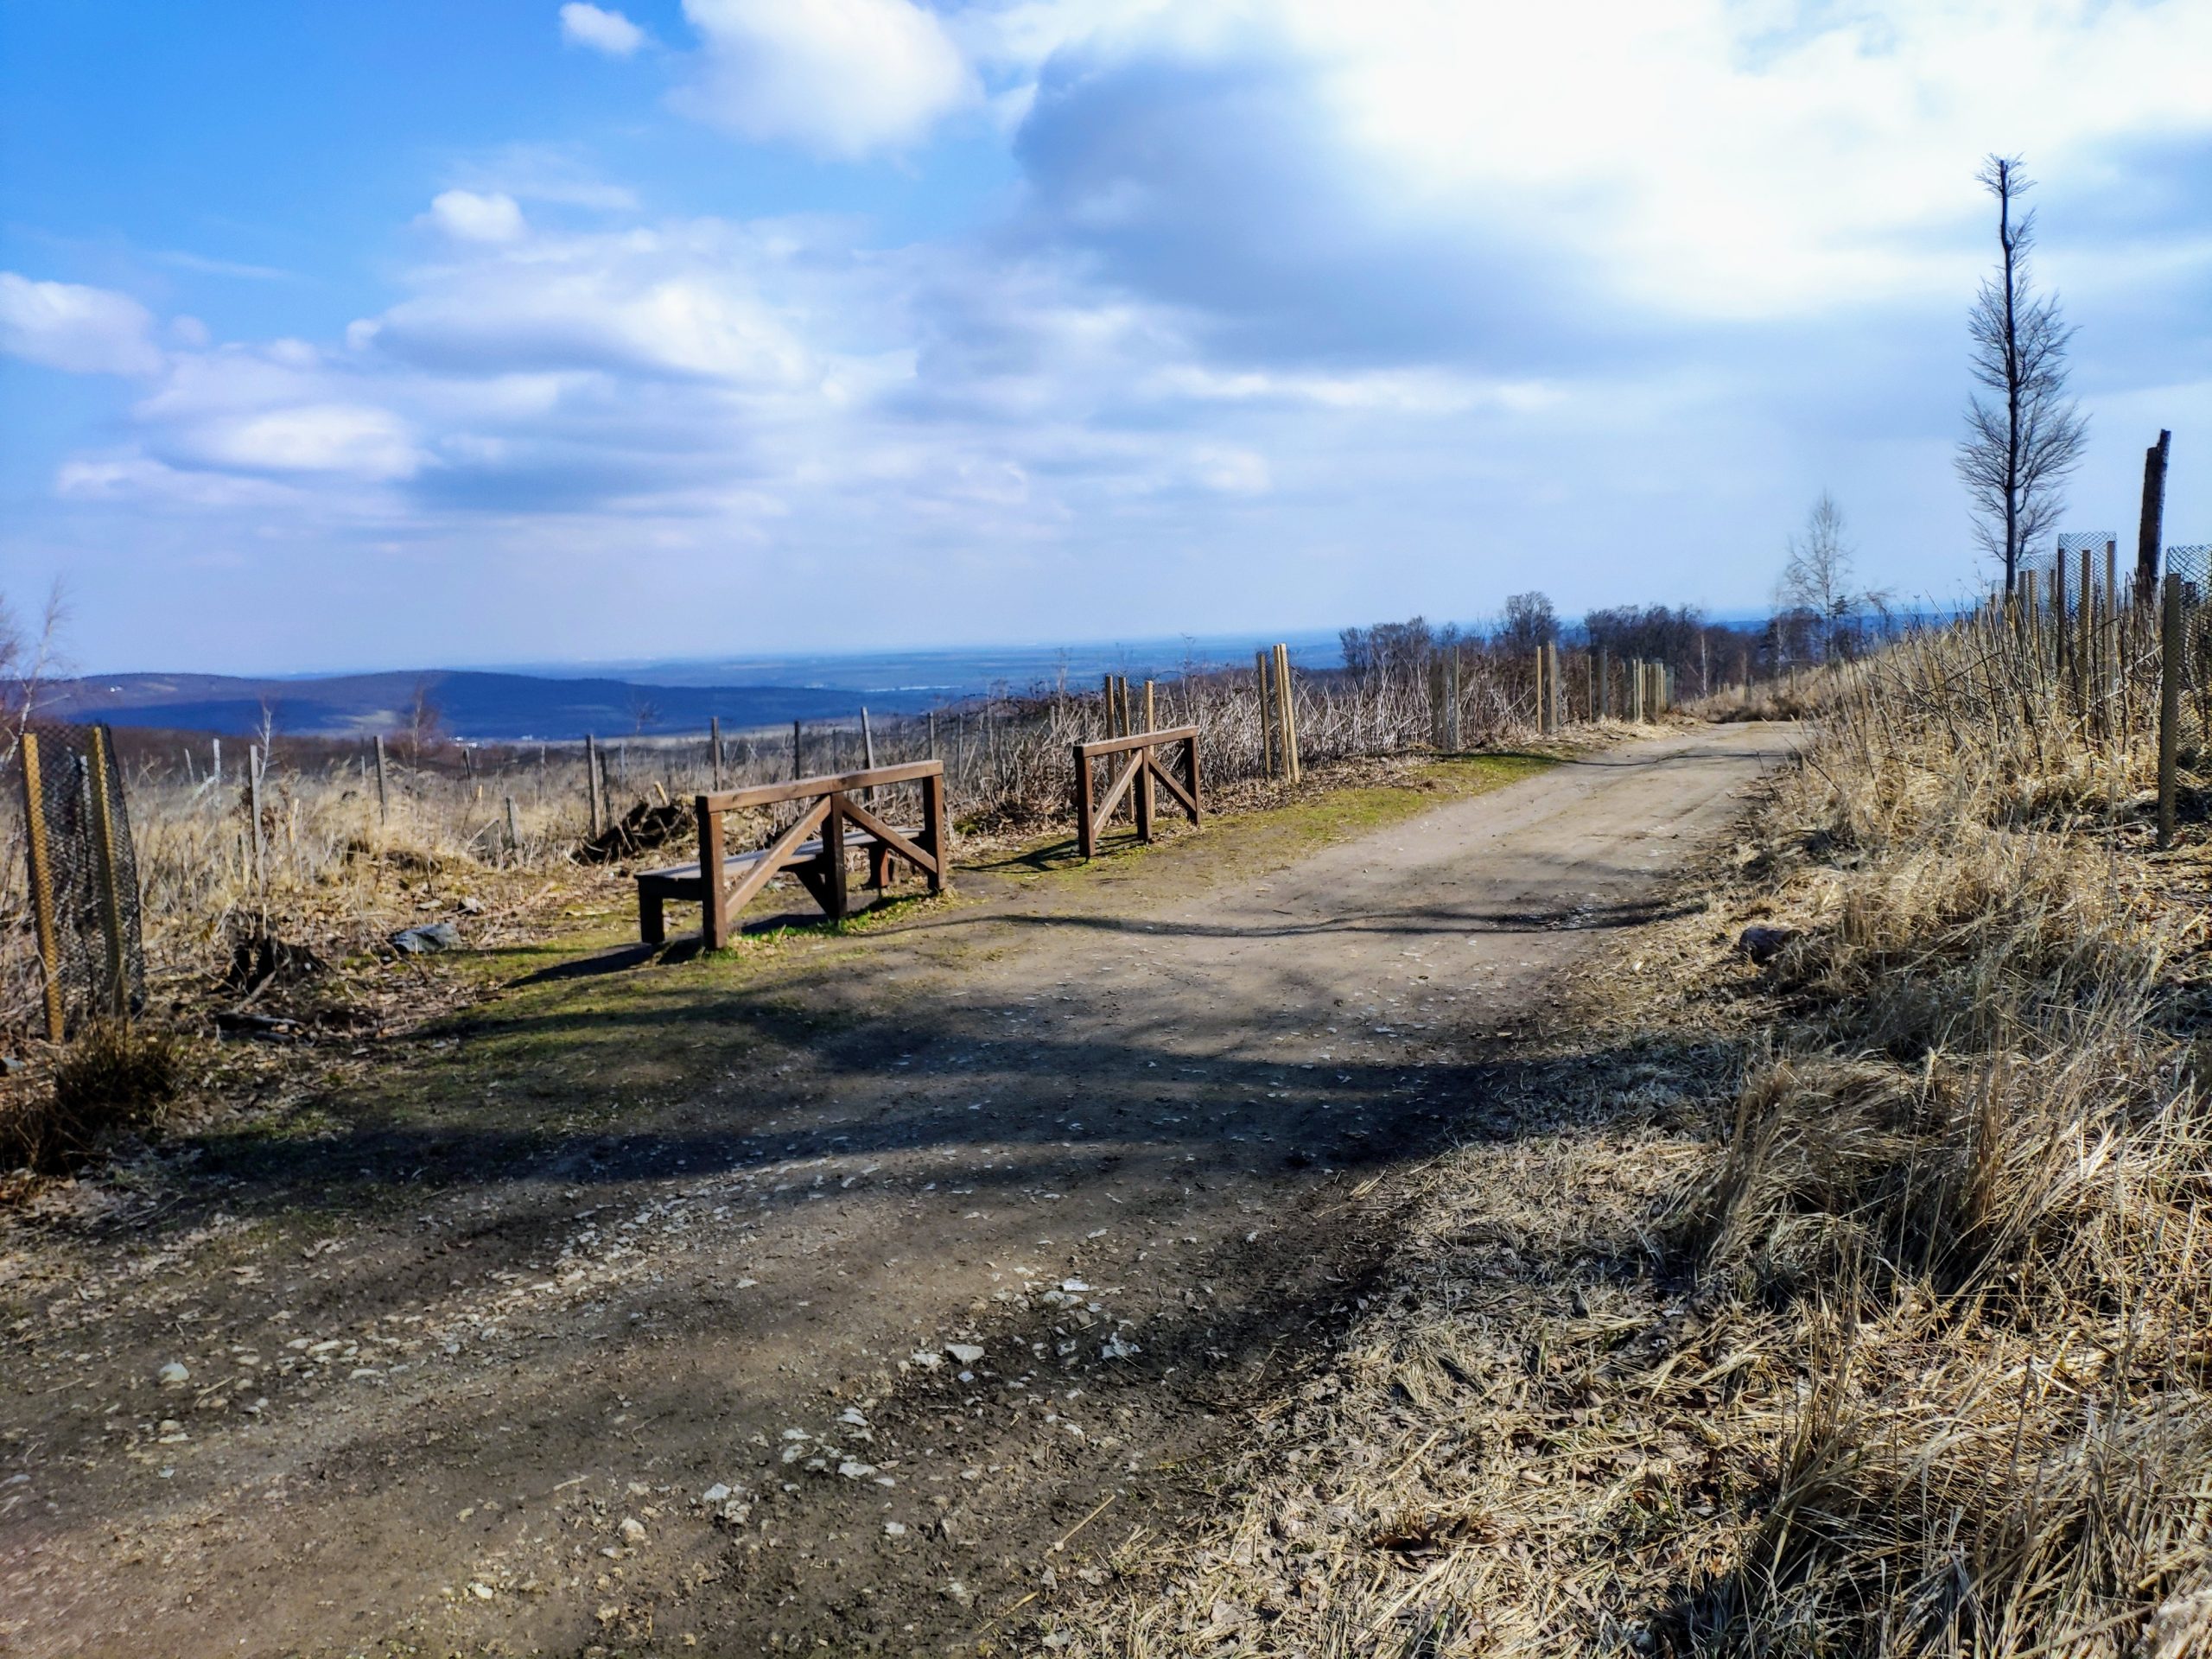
[2,1022,181,1173]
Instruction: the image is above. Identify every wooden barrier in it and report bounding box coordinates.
[1073,726,1200,860]
[637,760,949,948]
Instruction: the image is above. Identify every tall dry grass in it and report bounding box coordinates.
[1048,601,2210,1656]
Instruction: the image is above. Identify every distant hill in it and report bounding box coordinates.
[38,670,942,742]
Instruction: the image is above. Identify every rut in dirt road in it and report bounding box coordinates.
[0,724,1796,1656]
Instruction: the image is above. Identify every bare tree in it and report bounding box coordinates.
[1777,493,1877,662]
[1498,592,1557,655]
[1955,154,2088,594]
[402,679,442,766]
[0,581,70,761]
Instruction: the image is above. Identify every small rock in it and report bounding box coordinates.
[701,1484,731,1504]
[1101,1333,1141,1362]
[884,1521,906,1536]
[947,1343,984,1364]
[468,1582,494,1600]
[156,1362,189,1388]
[836,1460,878,1480]
[619,1517,646,1543]
[1738,925,1794,965]
[455,895,484,915]
[390,922,461,956]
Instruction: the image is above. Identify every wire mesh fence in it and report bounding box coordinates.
[2164,545,2212,774]
[6,723,147,1039]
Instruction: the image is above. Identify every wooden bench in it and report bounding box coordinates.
[637,760,949,948]
[1072,725,1201,859]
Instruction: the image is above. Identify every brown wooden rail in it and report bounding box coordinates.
[637,760,948,948]
[1072,725,1200,860]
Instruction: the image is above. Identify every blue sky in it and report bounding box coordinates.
[4,0,2209,675]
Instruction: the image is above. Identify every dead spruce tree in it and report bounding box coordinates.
[1955,154,2088,594]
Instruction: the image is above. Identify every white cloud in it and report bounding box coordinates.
[560,3,647,57]
[175,404,421,480]
[425,190,528,244]
[676,0,976,157]
[0,273,163,374]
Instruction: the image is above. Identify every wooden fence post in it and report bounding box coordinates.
[2159,572,2183,849]
[2137,430,2171,610]
[710,716,724,790]
[505,795,520,865]
[247,742,266,893]
[373,734,388,823]
[1274,644,1300,783]
[861,707,877,804]
[17,734,66,1042]
[1075,745,1096,859]
[791,719,802,781]
[211,735,222,787]
[87,726,131,1020]
[1137,681,1156,832]
[698,798,729,948]
[2077,545,2093,718]
[1447,650,1463,751]
[585,734,604,836]
[1255,650,1274,776]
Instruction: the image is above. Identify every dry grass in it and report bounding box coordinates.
[1046,608,2212,1656]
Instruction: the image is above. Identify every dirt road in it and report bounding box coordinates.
[0,723,1794,1656]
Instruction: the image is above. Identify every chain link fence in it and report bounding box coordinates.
[5,722,146,1040]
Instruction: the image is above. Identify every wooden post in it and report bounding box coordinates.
[710,716,725,790]
[373,734,388,823]
[585,734,603,836]
[2137,429,2171,610]
[2078,545,2094,717]
[505,795,520,865]
[1274,644,1300,783]
[87,726,130,1020]
[819,791,849,918]
[928,710,938,760]
[1255,650,1274,776]
[791,719,803,781]
[1185,731,1204,829]
[1533,645,1546,733]
[698,798,729,947]
[1598,647,1610,720]
[1447,651,1463,751]
[17,734,65,1043]
[1075,745,1096,860]
[2159,573,2183,849]
[211,736,222,787]
[1137,680,1156,835]
[923,768,949,893]
[860,707,877,804]
[247,743,266,891]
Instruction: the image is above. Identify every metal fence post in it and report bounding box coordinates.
[2159,572,2183,849]
[17,734,66,1042]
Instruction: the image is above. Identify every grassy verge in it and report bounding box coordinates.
[1048,636,2212,1656]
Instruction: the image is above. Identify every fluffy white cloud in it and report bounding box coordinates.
[560,3,646,56]
[425,189,528,244]
[0,273,162,374]
[170,404,421,480]
[675,0,976,156]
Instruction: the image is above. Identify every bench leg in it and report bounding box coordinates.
[639,890,665,946]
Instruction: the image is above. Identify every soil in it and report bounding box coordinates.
[0,724,1796,1657]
